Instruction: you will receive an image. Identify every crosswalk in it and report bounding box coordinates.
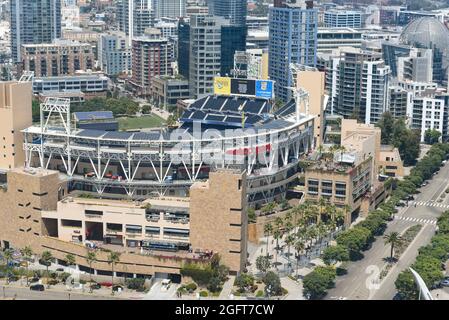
[411,201,449,209]
[394,215,437,225]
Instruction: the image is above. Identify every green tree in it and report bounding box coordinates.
[384,232,404,259]
[20,246,33,286]
[395,270,418,299]
[86,250,97,292]
[207,276,222,293]
[336,227,371,257]
[255,255,271,275]
[234,273,255,293]
[40,251,54,288]
[107,252,121,295]
[294,239,305,273]
[376,112,395,144]
[247,208,256,223]
[392,119,421,166]
[3,249,14,284]
[263,271,282,296]
[263,223,273,257]
[303,266,336,300]
[141,104,152,114]
[321,245,350,266]
[65,253,76,267]
[424,129,441,145]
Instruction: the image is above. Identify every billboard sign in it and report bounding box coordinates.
[230,78,256,96]
[213,77,274,99]
[213,77,231,95]
[255,80,274,99]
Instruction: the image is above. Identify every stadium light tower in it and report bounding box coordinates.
[409,267,434,300]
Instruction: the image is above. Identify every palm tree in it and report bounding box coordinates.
[285,234,295,263]
[294,240,305,274]
[284,221,294,236]
[107,252,121,295]
[318,198,328,221]
[274,216,283,231]
[86,251,97,292]
[291,205,301,232]
[384,232,404,260]
[65,254,76,268]
[20,246,33,286]
[263,223,273,257]
[273,228,282,260]
[40,251,54,288]
[3,249,14,284]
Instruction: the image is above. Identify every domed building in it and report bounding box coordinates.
[400,17,449,84]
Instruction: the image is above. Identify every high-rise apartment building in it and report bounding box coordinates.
[206,0,247,76]
[152,0,186,19]
[207,0,247,27]
[21,40,95,77]
[177,19,191,79]
[268,0,318,102]
[188,15,229,98]
[117,0,155,43]
[98,32,132,76]
[324,10,363,28]
[318,48,391,125]
[131,28,174,95]
[10,0,62,62]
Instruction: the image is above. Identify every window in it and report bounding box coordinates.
[85,210,103,216]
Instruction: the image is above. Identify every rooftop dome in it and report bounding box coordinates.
[400,17,449,53]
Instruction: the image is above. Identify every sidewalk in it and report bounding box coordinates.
[281,276,305,300]
[218,275,235,299]
[0,280,136,300]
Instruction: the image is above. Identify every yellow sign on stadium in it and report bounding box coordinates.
[213,77,231,95]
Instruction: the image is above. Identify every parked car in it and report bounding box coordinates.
[8,275,19,282]
[406,195,414,201]
[56,268,64,272]
[30,284,45,291]
[30,277,40,283]
[90,283,101,290]
[441,278,449,287]
[112,285,124,292]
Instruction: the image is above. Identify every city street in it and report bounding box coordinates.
[326,160,449,300]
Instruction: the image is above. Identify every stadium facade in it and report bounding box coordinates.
[0,79,315,279]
